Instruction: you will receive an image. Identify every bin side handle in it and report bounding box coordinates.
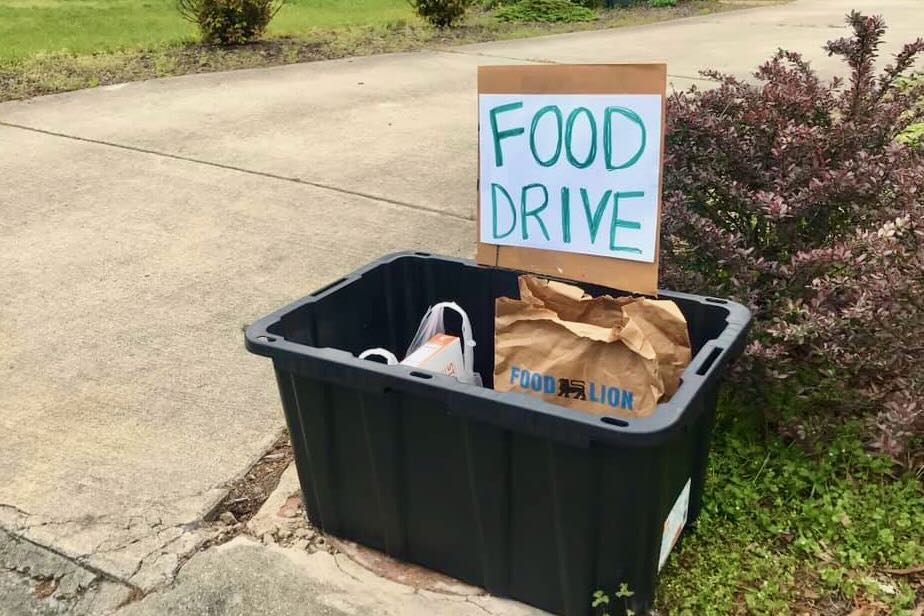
[695,346,724,377]
[664,340,727,414]
[668,299,752,410]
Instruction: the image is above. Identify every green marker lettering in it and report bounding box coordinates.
[521,183,550,241]
[491,183,517,239]
[603,107,647,170]
[564,107,597,169]
[529,105,563,167]
[580,188,613,243]
[560,186,571,244]
[609,191,644,253]
[489,101,525,167]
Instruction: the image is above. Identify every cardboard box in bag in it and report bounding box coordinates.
[402,333,464,380]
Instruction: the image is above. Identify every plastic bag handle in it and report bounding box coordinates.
[359,348,399,365]
[433,302,476,380]
[405,301,478,385]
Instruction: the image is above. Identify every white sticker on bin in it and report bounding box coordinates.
[658,478,691,571]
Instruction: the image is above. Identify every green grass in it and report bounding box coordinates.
[0,0,415,62]
[0,0,744,102]
[271,0,414,31]
[495,0,597,23]
[651,392,924,615]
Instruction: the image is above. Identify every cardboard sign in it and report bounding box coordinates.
[477,64,667,295]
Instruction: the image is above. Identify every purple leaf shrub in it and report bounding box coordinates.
[661,12,924,461]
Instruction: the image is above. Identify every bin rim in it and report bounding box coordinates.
[245,252,751,447]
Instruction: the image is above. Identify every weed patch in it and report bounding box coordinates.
[656,392,924,615]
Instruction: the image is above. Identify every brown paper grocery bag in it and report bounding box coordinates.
[494,276,692,417]
[615,296,691,397]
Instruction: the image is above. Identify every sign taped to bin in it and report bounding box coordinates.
[476,64,667,295]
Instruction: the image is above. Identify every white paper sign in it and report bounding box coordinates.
[479,94,663,263]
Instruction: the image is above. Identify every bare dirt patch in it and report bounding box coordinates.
[209,433,293,525]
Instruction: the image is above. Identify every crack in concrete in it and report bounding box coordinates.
[0,121,475,223]
[3,509,162,534]
[1,562,73,607]
[433,48,559,65]
[331,553,363,584]
[411,586,498,615]
[124,530,189,583]
[88,522,177,558]
[2,516,211,605]
[15,569,96,602]
[464,595,498,616]
[1,563,53,584]
[0,559,53,580]
[2,479,223,531]
[165,530,217,583]
[1,529,139,593]
[0,438,289,601]
[17,515,111,533]
[0,503,32,519]
[2,484,220,549]
[1,531,141,615]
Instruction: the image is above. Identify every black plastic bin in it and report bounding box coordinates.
[245,253,751,615]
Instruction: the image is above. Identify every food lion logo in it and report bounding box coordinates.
[557,378,586,400]
[508,366,634,410]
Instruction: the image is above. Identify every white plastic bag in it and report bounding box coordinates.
[405,302,481,386]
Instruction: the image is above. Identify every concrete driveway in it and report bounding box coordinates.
[1,0,921,612]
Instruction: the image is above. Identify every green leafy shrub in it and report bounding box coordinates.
[177,0,286,45]
[409,0,475,27]
[647,0,677,7]
[495,0,596,23]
